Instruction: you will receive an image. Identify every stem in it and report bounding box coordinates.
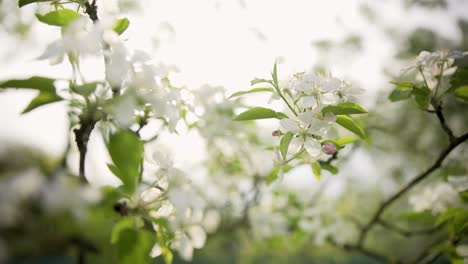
[432,103,455,143]
[283,147,305,164]
[84,0,99,23]
[74,119,97,182]
[357,132,468,246]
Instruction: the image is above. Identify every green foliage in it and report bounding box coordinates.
[279,132,294,160]
[107,131,144,195]
[389,81,431,109]
[35,9,81,27]
[436,208,468,237]
[114,223,155,264]
[22,92,63,113]
[335,115,366,139]
[251,78,272,86]
[111,218,135,244]
[113,18,130,35]
[19,0,52,7]
[234,107,288,121]
[319,162,338,174]
[454,86,468,101]
[0,76,63,113]
[229,87,274,99]
[321,102,367,115]
[71,82,101,97]
[450,67,468,93]
[311,162,321,179]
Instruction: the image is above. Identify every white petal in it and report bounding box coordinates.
[301,96,317,108]
[304,138,322,159]
[320,93,339,105]
[140,187,163,203]
[187,225,207,249]
[174,234,193,261]
[298,111,316,125]
[150,243,162,258]
[280,118,299,133]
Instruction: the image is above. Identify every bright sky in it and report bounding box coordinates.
[1,0,467,187]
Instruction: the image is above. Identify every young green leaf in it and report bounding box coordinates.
[22,91,63,113]
[389,88,412,102]
[320,162,338,174]
[390,81,416,91]
[71,82,101,97]
[228,87,274,99]
[19,0,51,7]
[111,218,135,244]
[233,107,287,121]
[108,131,144,194]
[0,76,56,92]
[322,102,367,115]
[35,9,80,27]
[251,78,272,86]
[311,162,321,180]
[113,18,130,35]
[115,227,154,264]
[412,86,431,109]
[335,115,366,139]
[279,132,294,160]
[454,85,468,101]
[272,62,279,87]
[333,137,359,146]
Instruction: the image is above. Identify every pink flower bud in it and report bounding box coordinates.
[272,130,282,137]
[322,142,337,155]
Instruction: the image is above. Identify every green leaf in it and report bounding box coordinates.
[389,88,412,101]
[279,132,294,160]
[114,227,154,264]
[334,137,359,146]
[251,78,272,86]
[311,162,321,180]
[22,91,63,113]
[35,9,80,27]
[412,86,431,109]
[454,85,468,101]
[228,87,274,99]
[19,0,51,7]
[0,76,56,92]
[335,115,366,139]
[320,162,338,174]
[71,82,101,97]
[322,102,367,115]
[233,107,287,121]
[390,81,416,91]
[113,18,130,35]
[272,62,279,87]
[108,131,144,194]
[111,218,135,244]
[450,67,468,93]
[0,77,63,113]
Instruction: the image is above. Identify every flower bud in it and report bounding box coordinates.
[272,130,282,137]
[322,142,337,155]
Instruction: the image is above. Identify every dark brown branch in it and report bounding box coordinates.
[432,103,455,143]
[377,219,443,237]
[327,239,392,263]
[74,119,97,182]
[357,132,468,246]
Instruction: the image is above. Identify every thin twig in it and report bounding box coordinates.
[377,219,444,237]
[432,103,455,143]
[357,132,468,246]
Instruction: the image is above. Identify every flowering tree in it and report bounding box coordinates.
[1,1,468,264]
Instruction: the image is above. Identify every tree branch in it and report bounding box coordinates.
[377,219,443,237]
[357,132,468,246]
[74,119,97,182]
[432,103,455,143]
